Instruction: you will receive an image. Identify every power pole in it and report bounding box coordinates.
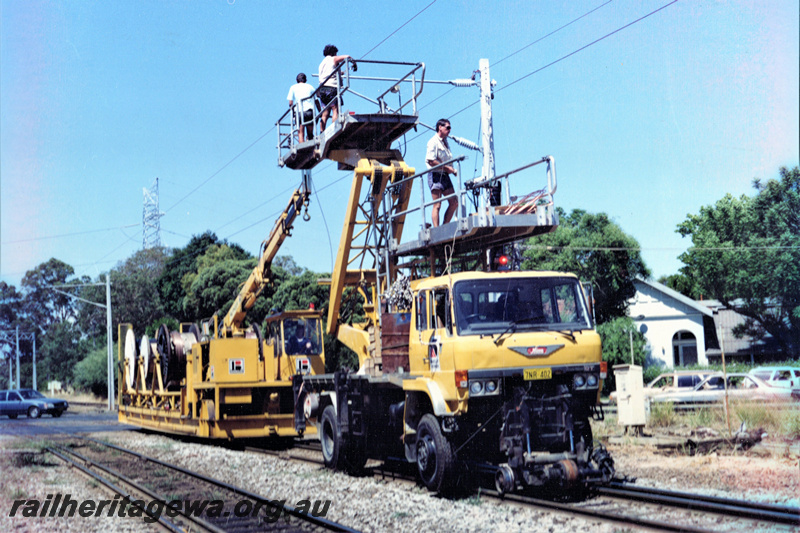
[0,329,35,389]
[47,281,115,410]
[105,275,114,409]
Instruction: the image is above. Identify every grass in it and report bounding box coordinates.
[781,410,800,439]
[607,396,800,443]
[12,452,54,468]
[648,402,678,428]
[732,400,785,433]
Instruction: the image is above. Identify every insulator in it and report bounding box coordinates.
[450,135,481,151]
[448,79,477,87]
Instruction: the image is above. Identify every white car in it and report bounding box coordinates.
[609,370,709,403]
[651,373,795,404]
[748,367,800,391]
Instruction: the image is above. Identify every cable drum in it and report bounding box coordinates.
[123,329,138,390]
[139,335,156,380]
[158,326,199,389]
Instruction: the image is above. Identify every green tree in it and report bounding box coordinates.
[0,282,23,375]
[183,253,257,322]
[657,273,699,299]
[73,345,114,397]
[677,166,800,354]
[0,281,22,329]
[522,209,650,323]
[37,321,86,386]
[78,247,170,341]
[21,258,82,334]
[596,316,647,394]
[157,232,222,320]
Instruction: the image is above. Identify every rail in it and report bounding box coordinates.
[387,154,558,247]
[276,58,425,163]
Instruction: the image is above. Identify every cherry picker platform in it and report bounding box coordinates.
[277,58,558,267]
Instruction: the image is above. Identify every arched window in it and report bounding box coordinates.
[672,330,697,366]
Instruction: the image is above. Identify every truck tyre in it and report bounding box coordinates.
[415,414,455,492]
[320,405,342,469]
[28,406,41,419]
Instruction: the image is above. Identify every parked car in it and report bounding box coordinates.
[650,373,795,404]
[747,367,800,391]
[0,389,69,419]
[610,370,710,403]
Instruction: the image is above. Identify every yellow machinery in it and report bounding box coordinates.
[286,58,615,494]
[118,175,325,438]
[120,57,615,493]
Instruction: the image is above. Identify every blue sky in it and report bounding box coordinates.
[2,0,798,290]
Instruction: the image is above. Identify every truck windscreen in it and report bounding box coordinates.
[452,277,592,336]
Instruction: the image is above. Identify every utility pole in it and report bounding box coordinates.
[47,280,115,410]
[106,275,114,409]
[0,329,35,389]
[16,326,20,389]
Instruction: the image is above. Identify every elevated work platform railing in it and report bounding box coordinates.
[387,155,559,259]
[277,59,425,170]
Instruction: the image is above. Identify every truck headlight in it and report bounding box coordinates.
[470,381,483,395]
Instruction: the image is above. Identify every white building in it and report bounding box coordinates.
[627,278,718,368]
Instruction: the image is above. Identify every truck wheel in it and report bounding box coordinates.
[320,405,341,469]
[415,414,455,492]
[28,406,41,419]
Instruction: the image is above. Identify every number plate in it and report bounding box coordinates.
[524,368,552,381]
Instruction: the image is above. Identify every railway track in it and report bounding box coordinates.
[599,481,800,526]
[244,442,800,532]
[46,437,359,533]
[7,421,798,532]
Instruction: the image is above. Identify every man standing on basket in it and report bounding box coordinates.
[426,119,458,227]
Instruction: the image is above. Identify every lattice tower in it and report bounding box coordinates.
[142,177,164,249]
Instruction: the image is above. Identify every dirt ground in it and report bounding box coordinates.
[605,434,800,508]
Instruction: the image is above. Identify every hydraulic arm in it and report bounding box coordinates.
[221,172,311,336]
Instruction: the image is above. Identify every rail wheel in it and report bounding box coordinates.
[320,405,342,469]
[27,406,41,419]
[415,414,455,492]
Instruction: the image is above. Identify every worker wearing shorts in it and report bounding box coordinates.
[318,44,351,131]
[425,119,458,227]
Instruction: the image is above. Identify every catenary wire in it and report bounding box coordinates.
[358,0,439,60]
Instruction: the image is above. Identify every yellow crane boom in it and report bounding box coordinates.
[221,175,310,336]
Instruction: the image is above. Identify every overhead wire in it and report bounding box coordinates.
[446,0,680,121]
[21,1,674,284]
[358,0,439,60]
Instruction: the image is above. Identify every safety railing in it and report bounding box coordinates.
[464,156,557,216]
[387,155,558,245]
[276,59,425,163]
[387,155,468,236]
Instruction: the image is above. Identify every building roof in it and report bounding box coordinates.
[633,277,713,318]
